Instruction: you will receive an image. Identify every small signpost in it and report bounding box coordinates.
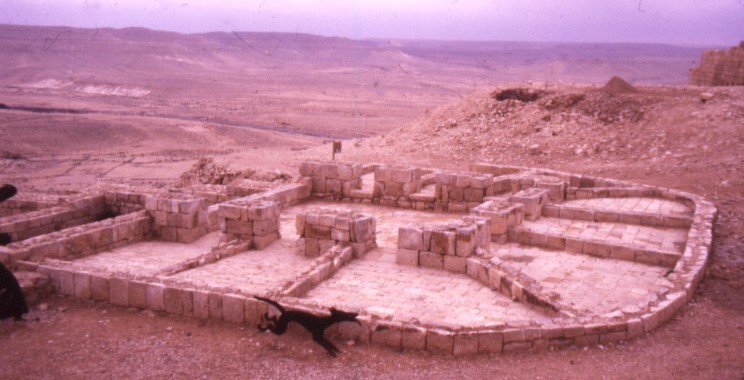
[332,140,342,160]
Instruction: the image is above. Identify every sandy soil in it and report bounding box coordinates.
[0,25,742,379]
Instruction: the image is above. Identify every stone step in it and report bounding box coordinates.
[508,226,681,267]
[543,204,692,229]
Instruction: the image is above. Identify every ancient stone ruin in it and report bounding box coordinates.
[0,161,715,354]
[689,41,744,86]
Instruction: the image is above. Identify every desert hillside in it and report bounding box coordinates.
[0,24,704,140]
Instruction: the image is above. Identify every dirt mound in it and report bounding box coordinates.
[178,157,293,187]
[179,157,240,185]
[600,76,638,94]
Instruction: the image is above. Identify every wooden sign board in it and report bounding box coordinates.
[332,141,342,160]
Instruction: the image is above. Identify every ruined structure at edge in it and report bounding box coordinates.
[1,162,716,355]
[689,41,744,86]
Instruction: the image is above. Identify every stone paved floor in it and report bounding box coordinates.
[522,217,688,253]
[72,232,220,277]
[490,243,671,315]
[303,248,547,327]
[562,197,692,216]
[62,195,694,328]
[166,237,311,294]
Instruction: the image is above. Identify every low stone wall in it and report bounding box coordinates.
[145,195,208,244]
[104,191,146,215]
[301,161,363,200]
[397,216,490,273]
[471,199,524,243]
[238,181,312,209]
[296,208,376,258]
[373,165,422,207]
[0,193,59,217]
[434,172,498,212]
[218,200,280,249]
[542,203,693,228]
[508,188,550,221]
[1,211,151,267]
[281,245,354,297]
[0,195,106,243]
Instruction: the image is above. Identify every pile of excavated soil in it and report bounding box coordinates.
[178,157,293,187]
[600,76,639,94]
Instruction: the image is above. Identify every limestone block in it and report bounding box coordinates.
[426,329,454,354]
[318,239,335,255]
[320,163,340,178]
[226,220,252,235]
[391,168,413,183]
[299,161,319,177]
[371,322,402,349]
[177,226,206,244]
[164,287,184,315]
[247,201,279,221]
[191,290,210,319]
[318,214,336,228]
[337,164,353,181]
[254,231,279,250]
[253,219,278,236]
[295,214,306,235]
[449,187,464,202]
[396,249,419,266]
[430,230,455,255]
[401,326,427,351]
[128,280,148,309]
[222,294,246,324]
[304,238,320,257]
[208,292,223,320]
[312,176,326,193]
[179,199,205,214]
[109,277,129,306]
[478,330,504,353]
[454,332,479,355]
[146,283,165,312]
[73,271,92,299]
[398,226,424,251]
[350,216,375,242]
[326,179,342,193]
[509,188,550,221]
[57,269,75,296]
[160,226,178,242]
[330,228,350,242]
[141,195,157,210]
[463,188,484,203]
[455,226,476,257]
[305,224,331,239]
[419,251,443,269]
[443,255,467,273]
[90,274,110,301]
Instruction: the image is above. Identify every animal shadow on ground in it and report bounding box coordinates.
[254,296,360,357]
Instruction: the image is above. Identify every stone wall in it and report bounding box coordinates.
[300,161,363,200]
[0,195,106,243]
[218,200,280,249]
[1,211,151,267]
[397,216,490,273]
[296,208,376,258]
[689,42,744,86]
[144,195,208,244]
[373,165,422,207]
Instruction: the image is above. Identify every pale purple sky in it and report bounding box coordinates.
[2,0,742,46]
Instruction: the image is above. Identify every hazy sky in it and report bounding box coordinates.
[2,0,743,45]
